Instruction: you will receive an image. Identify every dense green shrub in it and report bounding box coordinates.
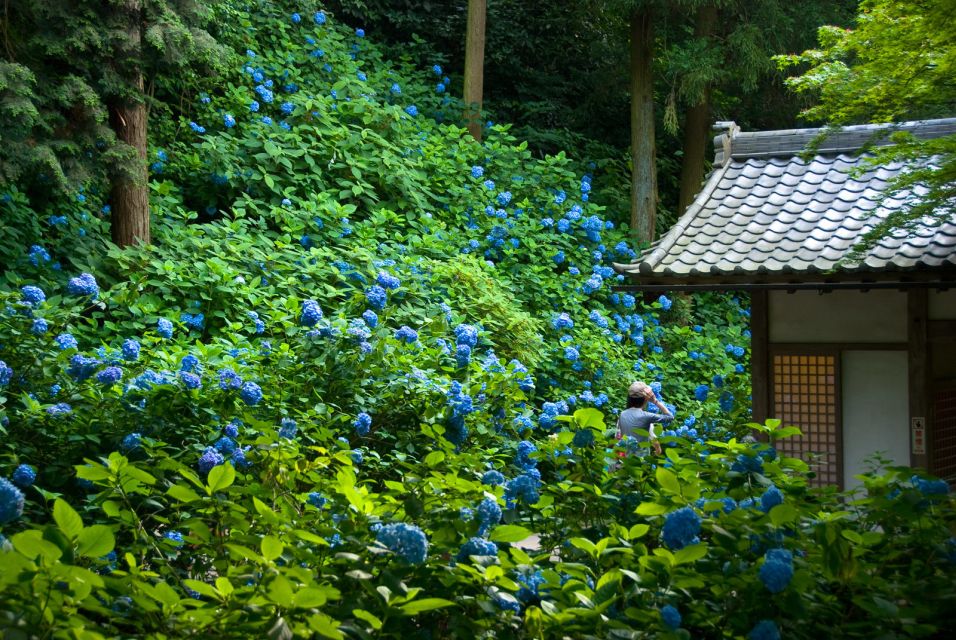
[1,2,953,638]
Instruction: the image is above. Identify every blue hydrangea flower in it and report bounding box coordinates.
[458,537,497,560]
[12,464,36,489]
[180,312,204,330]
[47,402,72,416]
[748,620,781,640]
[564,346,580,361]
[28,245,51,266]
[459,507,473,521]
[157,318,173,339]
[0,361,11,386]
[278,417,297,439]
[198,447,224,474]
[307,492,327,508]
[300,300,323,327]
[394,326,418,343]
[718,390,735,412]
[240,381,263,406]
[214,436,237,455]
[375,522,428,564]
[404,105,418,117]
[119,339,140,361]
[354,412,372,436]
[218,368,242,390]
[760,485,784,512]
[121,432,142,453]
[291,12,301,23]
[694,384,709,401]
[164,530,184,546]
[67,273,99,297]
[223,114,236,128]
[661,605,681,630]
[280,101,294,115]
[365,285,387,310]
[471,166,484,178]
[97,366,123,386]
[314,11,326,24]
[759,548,794,593]
[21,285,45,305]
[658,295,672,311]
[456,343,472,367]
[482,470,505,486]
[67,355,100,382]
[552,313,573,330]
[0,478,25,524]
[572,429,595,447]
[504,472,540,506]
[377,271,401,289]
[355,28,365,37]
[224,421,241,439]
[662,507,701,550]
[31,318,48,335]
[179,371,202,390]
[476,497,502,535]
[351,449,364,464]
[361,310,378,328]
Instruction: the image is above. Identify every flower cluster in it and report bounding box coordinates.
[375,522,428,564]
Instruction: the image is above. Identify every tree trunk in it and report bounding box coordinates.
[463,0,486,141]
[108,0,150,247]
[677,4,718,216]
[629,7,656,244]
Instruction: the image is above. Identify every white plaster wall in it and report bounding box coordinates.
[769,290,907,343]
[929,289,956,320]
[841,350,909,489]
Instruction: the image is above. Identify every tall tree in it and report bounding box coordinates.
[0,0,222,246]
[676,3,717,216]
[463,0,486,141]
[778,0,956,245]
[629,5,657,242]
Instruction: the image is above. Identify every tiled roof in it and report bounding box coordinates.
[615,119,956,285]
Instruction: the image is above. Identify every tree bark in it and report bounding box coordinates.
[463,0,486,141]
[677,4,718,216]
[629,7,656,243]
[108,0,150,247]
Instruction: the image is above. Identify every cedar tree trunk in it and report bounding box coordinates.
[677,4,718,215]
[463,0,486,141]
[629,7,656,243]
[108,0,150,247]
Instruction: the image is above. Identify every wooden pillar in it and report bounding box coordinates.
[908,289,929,469]
[750,290,770,426]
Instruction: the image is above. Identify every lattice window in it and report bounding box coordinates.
[933,387,956,484]
[772,353,841,487]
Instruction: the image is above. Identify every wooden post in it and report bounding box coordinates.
[629,7,656,243]
[463,0,486,141]
[750,290,770,426]
[908,289,929,469]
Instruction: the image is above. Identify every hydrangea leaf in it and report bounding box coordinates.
[53,499,84,540]
[399,598,456,615]
[488,524,534,543]
[76,525,115,558]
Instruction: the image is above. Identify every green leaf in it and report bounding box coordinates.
[635,502,669,516]
[423,450,445,466]
[184,579,219,599]
[266,575,294,607]
[216,577,234,598]
[294,587,330,608]
[568,537,597,555]
[352,609,383,630]
[573,407,605,430]
[261,535,284,561]
[841,529,863,544]
[207,464,235,493]
[167,484,202,503]
[76,525,115,558]
[11,530,62,561]
[628,524,650,539]
[489,524,534,543]
[655,467,680,495]
[769,503,798,527]
[53,499,84,540]
[673,543,708,565]
[399,598,456,615]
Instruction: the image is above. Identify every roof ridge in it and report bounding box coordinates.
[716,117,956,162]
[637,161,732,274]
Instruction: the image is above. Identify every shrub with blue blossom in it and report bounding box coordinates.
[12,464,36,489]
[759,548,794,593]
[661,605,681,630]
[67,273,99,297]
[662,507,701,550]
[458,536,497,560]
[375,522,428,564]
[198,447,224,474]
[354,412,372,436]
[21,285,45,306]
[300,300,322,326]
[278,418,297,439]
[0,478,25,524]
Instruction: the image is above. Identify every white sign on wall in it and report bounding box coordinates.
[911,417,926,455]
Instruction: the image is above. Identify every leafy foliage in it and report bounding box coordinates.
[0,2,954,638]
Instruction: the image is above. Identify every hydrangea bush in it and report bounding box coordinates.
[0,2,953,638]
